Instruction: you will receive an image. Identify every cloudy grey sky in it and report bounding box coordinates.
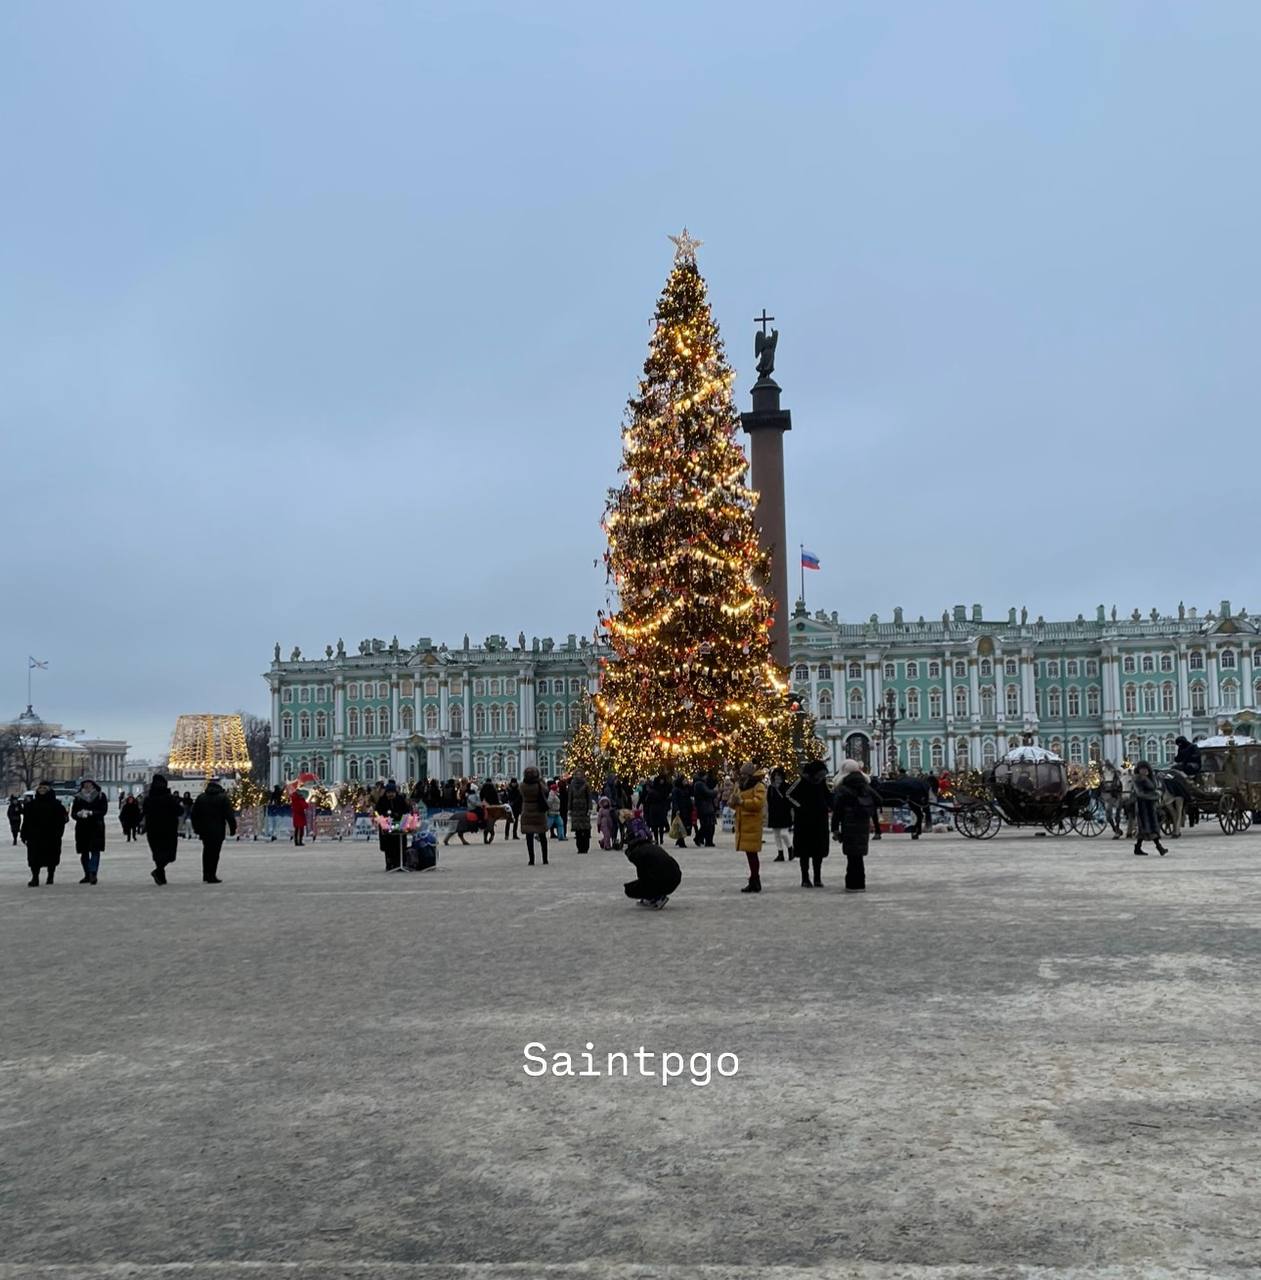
[3,1,1258,757]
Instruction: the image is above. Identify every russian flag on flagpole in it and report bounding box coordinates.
[801,549,821,571]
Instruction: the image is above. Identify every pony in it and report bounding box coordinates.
[444,802,513,845]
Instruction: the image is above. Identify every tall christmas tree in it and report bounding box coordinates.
[596,230,807,778]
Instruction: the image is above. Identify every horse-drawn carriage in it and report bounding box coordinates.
[953,745,1104,839]
[1159,735,1258,836]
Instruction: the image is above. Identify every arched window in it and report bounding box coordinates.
[490,679,501,696]
[817,662,832,679]
[537,704,549,732]
[315,711,327,737]
[298,757,309,776]
[473,751,486,776]
[474,705,486,734]
[377,682,389,699]
[979,659,992,678]
[281,712,293,739]
[1142,684,1157,715]
[569,702,581,730]
[554,702,565,731]
[1145,736,1159,762]
[424,678,438,697]
[1162,735,1176,764]
[346,683,359,700]
[929,688,943,718]
[1123,655,1136,674]
[506,752,518,778]
[930,739,944,769]
[1160,683,1175,714]
[1005,658,1018,676]
[848,662,861,679]
[1066,660,1079,677]
[348,757,360,781]
[400,706,414,732]
[1087,686,1101,717]
[449,752,464,777]
[1005,685,1020,717]
[379,756,390,779]
[795,664,809,682]
[817,690,833,720]
[848,688,864,720]
[1048,737,1063,758]
[1222,679,1239,710]
[490,704,502,734]
[1190,682,1206,715]
[955,740,969,769]
[538,751,552,776]
[425,705,438,732]
[347,708,360,737]
[907,661,919,679]
[906,688,920,719]
[1220,649,1237,670]
[981,687,995,718]
[298,712,311,739]
[954,686,969,717]
[1089,740,1101,764]
[1160,654,1173,673]
[1047,688,1061,719]
[1069,737,1084,764]
[954,661,966,679]
[907,739,923,770]
[1189,650,1204,670]
[491,751,503,775]
[884,663,896,680]
[449,704,463,734]
[505,703,518,733]
[1123,685,1137,716]
[315,756,327,779]
[379,706,390,734]
[1066,688,1080,718]
[363,708,376,737]
[982,738,997,768]
[1141,655,1154,674]
[1126,734,1141,762]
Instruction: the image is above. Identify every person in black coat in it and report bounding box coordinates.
[374,779,413,870]
[439,779,457,808]
[21,782,68,886]
[692,770,717,847]
[787,760,831,887]
[8,794,23,845]
[832,761,877,892]
[119,794,142,841]
[669,774,694,849]
[70,779,109,884]
[766,767,795,862]
[1132,761,1168,856]
[644,772,671,844]
[622,817,682,908]
[143,774,183,884]
[505,779,522,839]
[191,779,237,884]
[426,779,441,809]
[1172,736,1202,778]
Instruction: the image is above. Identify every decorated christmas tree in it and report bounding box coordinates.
[595,231,810,778]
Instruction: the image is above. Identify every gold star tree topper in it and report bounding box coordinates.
[668,227,703,263]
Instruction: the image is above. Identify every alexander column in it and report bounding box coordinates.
[740,311,792,669]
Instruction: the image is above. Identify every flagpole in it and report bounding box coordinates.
[800,545,806,610]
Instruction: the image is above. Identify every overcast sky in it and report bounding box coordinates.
[3,1,1258,757]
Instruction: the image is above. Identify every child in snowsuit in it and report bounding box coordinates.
[597,795,616,849]
[622,817,682,909]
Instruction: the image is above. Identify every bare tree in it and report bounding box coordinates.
[0,725,20,794]
[239,712,271,782]
[5,719,66,792]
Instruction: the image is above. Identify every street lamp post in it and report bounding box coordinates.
[870,688,905,777]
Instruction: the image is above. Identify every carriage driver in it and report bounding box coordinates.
[1172,736,1203,778]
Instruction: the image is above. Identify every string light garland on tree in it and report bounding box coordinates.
[594,231,814,778]
[168,714,253,777]
[562,701,606,781]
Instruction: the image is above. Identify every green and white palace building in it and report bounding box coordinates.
[266,601,1261,786]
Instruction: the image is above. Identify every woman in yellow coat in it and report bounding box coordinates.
[733,762,767,893]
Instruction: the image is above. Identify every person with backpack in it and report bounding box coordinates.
[191,779,237,884]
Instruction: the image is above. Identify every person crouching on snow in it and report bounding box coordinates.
[622,816,682,909]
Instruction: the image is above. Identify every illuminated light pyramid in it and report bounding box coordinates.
[168,714,252,776]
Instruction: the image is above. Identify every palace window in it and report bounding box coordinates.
[849,689,865,720]
[1161,683,1175,714]
[1222,680,1239,710]
[955,740,969,769]
[554,702,565,730]
[298,712,311,739]
[1160,654,1173,673]
[1049,737,1063,758]
[907,739,922,770]
[954,686,969,717]
[348,757,360,781]
[1188,651,1204,671]
[1255,678,1261,706]
[401,679,413,698]
[930,739,944,769]
[795,664,809,681]
[1047,688,1061,718]
[954,661,966,679]
[928,662,941,679]
[982,738,997,768]
[1123,685,1137,716]
[929,688,943,718]
[450,705,463,734]
[474,705,486,735]
[569,701,581,729]
[1047,660,1060,679]
[490,704,502,734]
[537,705,550,732]
[817,690,833,720]
[1067,688,1080,718]
[505,704,518,732]
[505,678,517,695]
[1069,737,1084,764]
[347,683,359,699]
[1142,685,1157,715]
[347,708,360,736]
[884,663,895,680]
[474,752,486,776]
[474,679,485,696]
[1005,658,1018,676]
[818,662,832,680]
[1087,686,1101,717]
[489,678,501,695]
[1123,655,1136,674]
[1141,655,1154,674]
[1190,682,1206,715]
[1254,649,1261,668]
[363,708,376,737]
[906,688,920,719]
[1163,735,1177,764]
[383,706,394,734]
[1089,740,1101,764]
[906,661,918,679]
[1005,685,1020,717]
[282,687,293,704]
[1221,649,1237,670]
[980,659,992,677]
[506,752,518,777]
[1145,736,1159,763]
[492,752,503,776]
[378,756,389,780]
[848,662,861,680]
[425,679,438,697]
[425,706,438,733]
[315,711,328,737]
[449,678,463,696]
[299,686,310,703]
[1066,660,1079,677]
[537,680,548,695]
[1126,734,1141,762]
[377,682,388,699]
[571,679,583,694]
[280,713,293,739]
[401,706,413,732]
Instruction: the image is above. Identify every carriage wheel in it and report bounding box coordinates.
[1159,810,1176,837]
[1240,808,1255,833]
[1219,794,1245,835]
[955,805,996,839]
[1072,807,1107,838]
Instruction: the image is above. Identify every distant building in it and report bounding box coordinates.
[2,709,131,798]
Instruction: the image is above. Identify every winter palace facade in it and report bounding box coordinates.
[266,601,1261,785]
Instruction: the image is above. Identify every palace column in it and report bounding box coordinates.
[740,315,793,669]
[463,671,473,774]
[332,677,346,784]
[268,678,282,786]
[1208,648,1221,714]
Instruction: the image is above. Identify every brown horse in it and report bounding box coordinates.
[444,803,513,845]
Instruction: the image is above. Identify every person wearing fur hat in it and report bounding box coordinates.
[70,779,109,884]
[787,760,831,887]
[832,761,877,891]
[622,816,682,908]
[733,762,767,893]
[373,779,413,872]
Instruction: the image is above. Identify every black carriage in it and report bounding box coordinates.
[1159,736,1258,836]
[954,746,1104,839]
